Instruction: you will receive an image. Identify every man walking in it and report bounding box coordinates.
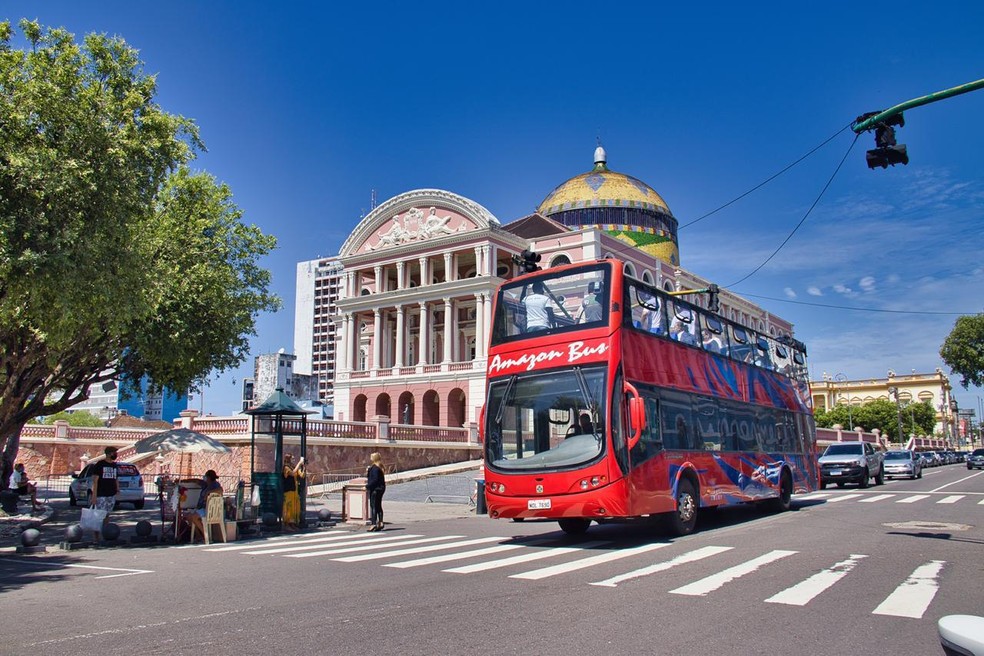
[89,446,119,542]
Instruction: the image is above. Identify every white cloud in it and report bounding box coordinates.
[783,287,797,299]
[807,286,822,296]
[833,284,853,295]
[858,276,876,292]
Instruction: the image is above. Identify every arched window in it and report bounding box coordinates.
[353,395,368,422]
[550,254,571,268]
[642,270,654,285]
[625,263,636,278]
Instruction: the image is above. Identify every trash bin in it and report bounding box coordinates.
[475,478,487,515]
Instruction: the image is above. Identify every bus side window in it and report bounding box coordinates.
[611,372,629,474]
[695,398,722,451]
[631,394,663,466]
[660,390,696,450]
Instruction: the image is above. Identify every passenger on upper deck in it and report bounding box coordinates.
[580,282,603,323]
[523,281,553,332]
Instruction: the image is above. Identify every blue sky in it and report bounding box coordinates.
[6,2,984,421]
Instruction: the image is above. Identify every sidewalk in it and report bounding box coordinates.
[0,460,485,552]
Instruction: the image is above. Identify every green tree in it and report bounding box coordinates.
[940,314,984,388]
[0,21,280,485]
[815,399,936,441]
[34,411,105,427]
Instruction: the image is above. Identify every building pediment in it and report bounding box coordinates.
[339,189,500,257]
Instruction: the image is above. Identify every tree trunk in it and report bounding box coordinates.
[1,425,25,492]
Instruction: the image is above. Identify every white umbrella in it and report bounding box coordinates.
[132,427,231,454]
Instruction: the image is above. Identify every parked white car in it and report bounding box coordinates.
[69,462,145,509]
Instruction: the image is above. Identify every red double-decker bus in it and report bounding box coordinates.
[481,259,818,535]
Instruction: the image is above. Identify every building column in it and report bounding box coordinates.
[373,265,383,293]
[444,252,453,283]
[483,293,492,340]
[442,297,453,363]
[372,309,382,370]
[418,301,429,365]
[396,262,405,290]
[342,313,354,371]
[474,294,485,359]
[489,245,497,276]
[474,246,483,278]
[395,305,405,368]
[419,257,429,286]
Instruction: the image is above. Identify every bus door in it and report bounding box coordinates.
[626,388,668,512]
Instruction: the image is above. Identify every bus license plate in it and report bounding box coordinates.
[528,499,551,510]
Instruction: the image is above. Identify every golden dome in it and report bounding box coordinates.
[538,146,680,265]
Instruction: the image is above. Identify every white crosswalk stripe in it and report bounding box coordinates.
[858,494,894,503]
[286,535,463,559]
[510,542,670,580]
[825,494,862,503]
[897,495,930,503]
[590,546,733,588]
[765,554,868,606]
[443,541,612,574]
[937,495,964,504]
[872,561,946,619]
[384,543,531,569]
[669,550,798,596]
[334,536,505,563]
[244,533,434,556]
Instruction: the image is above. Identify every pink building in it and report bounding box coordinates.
[295,146,795,428]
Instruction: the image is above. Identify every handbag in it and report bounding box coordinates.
[80,507,108,531]
[250,484,261,507]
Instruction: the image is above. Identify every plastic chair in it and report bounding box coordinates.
[191,494,227,545]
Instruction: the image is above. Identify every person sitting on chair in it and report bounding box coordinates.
[183,470,222,542]
[9,463,41,511]
[578,413,595,435]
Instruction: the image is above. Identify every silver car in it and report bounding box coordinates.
[883,450,922,480]
[69,461,146,509]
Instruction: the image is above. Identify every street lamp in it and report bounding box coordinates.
[888,387,905,447]
[835,373,853,430]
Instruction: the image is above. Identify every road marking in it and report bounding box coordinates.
[334,536,505,562]
[937,495,965,504]
[286,535,462,558]
[242,533,432,555]
[979,498,984,505]
[930,470,983,492]
[872,560,945,618]
[798,493,833,500]
[205,532,373,552]
[510,542,670,580]
[0,558,154,579]
[897,495,930,504]
[825,494,862,503]
[590,546,733,588]
[765,554,868,606]
[443,541,611,574]
[669,550,798,596]
[383,543,528,568]
[859,495,895,503]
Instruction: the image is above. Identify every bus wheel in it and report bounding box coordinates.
[558,518,591,535]
[667,479,698,536]
[765,470,792,513]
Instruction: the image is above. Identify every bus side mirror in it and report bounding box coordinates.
[624,382,645,450]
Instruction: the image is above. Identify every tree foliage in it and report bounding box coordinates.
[814,399,936,441]
[0,20,280,482]
[940,314,984,389]
[31,410,105,427]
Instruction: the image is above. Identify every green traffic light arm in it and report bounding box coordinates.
[852,78,984,133]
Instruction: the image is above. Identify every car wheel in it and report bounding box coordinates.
[875,467,885,486]
[917,468,922,479]
[69,489,77,506]
[558,518,591,535]
[133,499,145,510]
[836,482,846,488]
[859,469,870,489]
[665,478,698,536]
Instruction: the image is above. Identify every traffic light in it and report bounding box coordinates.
[707,284,720,313]
[859,111,909,169]
[519,248,541,273]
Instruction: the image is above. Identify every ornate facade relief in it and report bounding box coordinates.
[366,207,472,252]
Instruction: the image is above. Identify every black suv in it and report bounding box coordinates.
[967,448,984,470]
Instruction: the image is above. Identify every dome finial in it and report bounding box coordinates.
[593,138,607,171]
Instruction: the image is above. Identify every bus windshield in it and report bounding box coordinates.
[491,264,609,345]
[486,366,607,471]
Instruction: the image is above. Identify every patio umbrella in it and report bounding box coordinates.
[132,427,232,454]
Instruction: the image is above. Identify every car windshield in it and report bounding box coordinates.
[884,451,912,461]
[485,366,607,471]
[823,443,864,456]
[972,449,984,456]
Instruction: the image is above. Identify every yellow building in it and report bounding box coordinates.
[810,369,957,444]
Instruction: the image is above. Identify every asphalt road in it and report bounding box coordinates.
[1,465,981,656]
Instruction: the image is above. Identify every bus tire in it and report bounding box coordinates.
[666,479,698,536]
[765,470,792,513]
[558,518,591,535]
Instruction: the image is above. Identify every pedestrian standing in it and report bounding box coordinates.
[89,446,119,541]
[366,452,386,532]
[282,453,305,531]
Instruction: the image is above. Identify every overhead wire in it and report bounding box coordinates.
[740,293,980,316]
[723,131,861,289]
